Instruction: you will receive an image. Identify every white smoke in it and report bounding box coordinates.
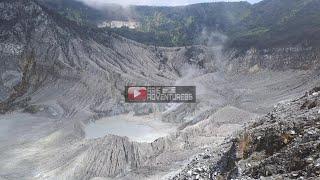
[174,28,229,98]
[175,64,203,86]
[198,29,228,71]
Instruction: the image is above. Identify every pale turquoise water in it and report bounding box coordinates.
[85,117,173,142]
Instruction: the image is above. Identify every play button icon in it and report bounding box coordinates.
[134,89,141,98]
[127,87,147,102]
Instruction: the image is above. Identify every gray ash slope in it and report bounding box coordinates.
[0,0,320,180]
[0,0,180,113]
[0,0,227,179]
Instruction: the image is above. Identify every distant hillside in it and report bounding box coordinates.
[229,0,320,49]
[39,0,251,46]
[38,0,320,49]
[37,0,105,25]
[122,2,252,46]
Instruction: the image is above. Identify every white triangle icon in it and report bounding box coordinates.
[134,89,141,98]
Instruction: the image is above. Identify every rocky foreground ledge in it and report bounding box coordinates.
[173,87,320,180]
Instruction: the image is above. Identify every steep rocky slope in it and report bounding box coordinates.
[173,87,320,179]
[225,46,320,72]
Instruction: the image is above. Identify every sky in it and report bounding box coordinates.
[77,0,262,7]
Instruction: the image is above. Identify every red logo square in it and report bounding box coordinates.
[127,87,147,101]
